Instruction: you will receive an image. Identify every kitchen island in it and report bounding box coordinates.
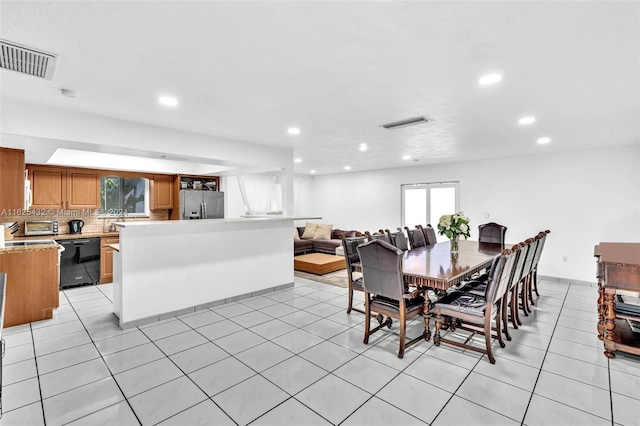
[113,217,294,328]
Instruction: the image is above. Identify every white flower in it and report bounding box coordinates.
[460,223,468,233]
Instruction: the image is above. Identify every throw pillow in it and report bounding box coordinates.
[301,222,318,239]
[294,228,300,240]
[314,223,333,240]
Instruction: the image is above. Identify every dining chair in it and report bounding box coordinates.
[478,222,508,245]
[529,230,550,299]
[416,224,438,246]
[433,245,518,363]
[365,230,390,243]
[405,226,426,249]
[356,239,427,358]
[385,228,409,251]
[519,236,540,315]
[342,236,368,315]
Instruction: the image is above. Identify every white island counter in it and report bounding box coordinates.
[112,217,295,328]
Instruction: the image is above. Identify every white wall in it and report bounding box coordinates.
[307,146,640,283]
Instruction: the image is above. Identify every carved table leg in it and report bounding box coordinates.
[597,281,605,341]
[423,299,431,341]
[434,314,442,346]
[603,291,616,358]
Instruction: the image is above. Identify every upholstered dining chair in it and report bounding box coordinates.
[385,228,409,251]
[356,239,427,358]
[433,245,519,363]
[416,224,438,246]
[529,230,550,299]
[342,236,367,315]
[405,226,427,249]
[478,222,508,245]
[365,230,390,243]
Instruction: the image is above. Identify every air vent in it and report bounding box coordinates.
[0,39,58,80]
[380,116,433,129]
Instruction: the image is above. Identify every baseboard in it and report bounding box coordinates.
[538,275,597,288]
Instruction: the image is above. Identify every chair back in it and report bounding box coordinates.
[385,228,409,251]
[522,235,541,276]
[357,239,405,301]
[342,236,366,271]
[405,227,426,249]
[485,247,518,306]
[531,230,550,268]
[421,225,438,246]
[509,242,529,289]
[365,230,390,243]
[478,222,507,244]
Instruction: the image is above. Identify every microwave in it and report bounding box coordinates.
[24,220,59,236]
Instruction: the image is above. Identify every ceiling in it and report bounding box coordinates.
[0,1,638,175]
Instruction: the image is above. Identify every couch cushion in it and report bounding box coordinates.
[314,224,333,240]
[333,229,358,239]
[301,222,318,239]
[294,228,300,240]
[313,239,342,254]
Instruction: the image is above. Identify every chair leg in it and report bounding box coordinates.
[533,268,540,297]
[501,294,511,341]
[434,314,443,346]
[495,303,505,348]
[363,294,371,344]
[347,286,354,314]
[520,278,530,315]
[510,288,521,328]
[528,272,536,306]
[398,304,406,359]
[484,314,496,364]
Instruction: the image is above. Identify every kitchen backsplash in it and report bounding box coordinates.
[1,210,169,236]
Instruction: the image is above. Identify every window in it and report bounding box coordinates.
[99,176,149,216]
[401,182,459,242]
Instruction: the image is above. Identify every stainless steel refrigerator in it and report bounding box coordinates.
[179,190,224,219]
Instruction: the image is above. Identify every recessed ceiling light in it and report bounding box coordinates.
[519,116,536,125]
[287,127,300,135]
[158,96,179,106]
[402,155,411,160]
[537,137,551,144]
[310,170,316,174]
[344,166,351,170]
[358,143,368,152]
[294,158,302,163]
[478,73,502,85]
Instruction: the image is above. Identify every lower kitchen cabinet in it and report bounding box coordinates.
[0,246,59,327]
[100,236,119,284]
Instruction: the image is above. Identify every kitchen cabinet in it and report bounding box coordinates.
[0,245,59,327]
[0,148,25,210]
[100,235,119,283]
[151,174,174,209]
[28,165,100,210]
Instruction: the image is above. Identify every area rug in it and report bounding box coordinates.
[294,269,350,288]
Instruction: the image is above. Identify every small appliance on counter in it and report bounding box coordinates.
[68,219,84,234]
[24,220,59,236]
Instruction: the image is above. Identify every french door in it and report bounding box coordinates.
[401,182,459,242]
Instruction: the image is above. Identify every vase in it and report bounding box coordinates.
[450,234,459,253]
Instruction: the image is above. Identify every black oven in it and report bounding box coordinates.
[56,238,100,289]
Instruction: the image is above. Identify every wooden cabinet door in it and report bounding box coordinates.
[29,166,66,209]
[67,168,100,210]
[0,148,25,210]
[100,236,119,283]
[152,174,174,209]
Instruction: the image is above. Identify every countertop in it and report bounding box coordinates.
[0,242,61,254]
[11,232,120,241]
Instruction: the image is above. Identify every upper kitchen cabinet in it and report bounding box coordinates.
[151,174,174,209]
[29,165,100,210]
[0,147,25,210]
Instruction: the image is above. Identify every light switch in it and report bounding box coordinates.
[484,213,490,219]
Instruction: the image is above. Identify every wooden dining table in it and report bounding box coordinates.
[354,239,506,342]
[403,240,505,292]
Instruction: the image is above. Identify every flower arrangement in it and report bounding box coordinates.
[437,212,471,240]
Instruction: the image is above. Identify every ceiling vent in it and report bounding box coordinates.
[380,116,433,129]
[0,39,58,80]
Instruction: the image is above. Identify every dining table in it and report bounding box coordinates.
[355,239,507,342]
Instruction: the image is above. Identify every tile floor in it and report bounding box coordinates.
[2,278,639,425]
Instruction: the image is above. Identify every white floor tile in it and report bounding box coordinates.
[4,341,35,365]
[250,318,298,340]
[154,329,209,355]
[404,352,470,393]
[299,340,358,372]
[524,394,611,426]
[456,372,531,422]
[177,309,225,328]
[3,377,41,413]
[238,295,279,310]
[235,340,294,372]
[94,329,150,356]
[342,396,427,425]
[272,328,325,354]
[66,401,139,426]
[115,357,184,398]
[0,401,45,426]
[212,302,254,318]
[3,357,38,385]
[262,355,328,395]
[140,319,192,341]
[279,310,323,328]
[212,375,290,425]
[102,342,165,374]
[333,355,399,394]
[376,372,451,424]
[39,358,111,399]
[610,368,640,400]
[169,342,229,373]
[33,329,92,357]
[611,391,640,426]
[230,310,274,328]
[433,395,519,426]
[158,399,235,426]
[473,352,540,391]
[301,317,350,339]
[127,376,208,425]
[214,329,266,354]
[296,374,371,424]
[251,398,332,426]
[195,318,243,340]
[542,352,610,390]
[188,357,256,396]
